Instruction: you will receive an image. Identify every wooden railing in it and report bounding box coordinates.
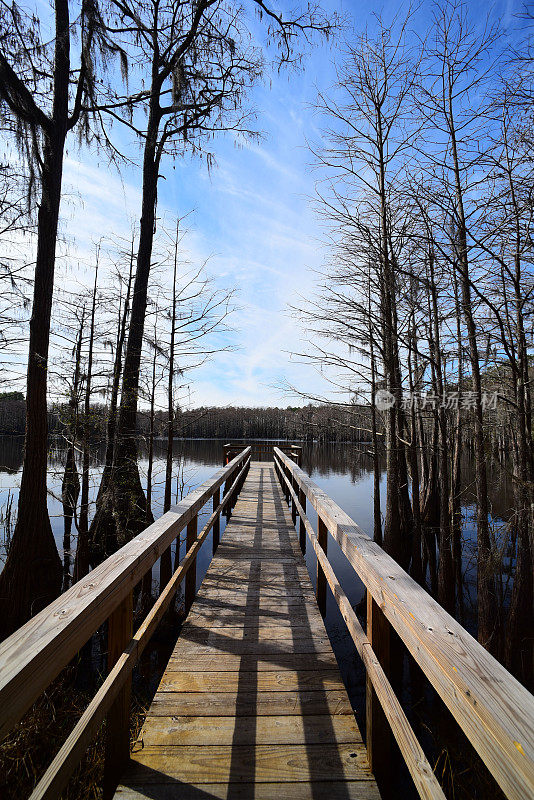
[223,441,302,466]
[273,447,534,800]
[0,447,251,800]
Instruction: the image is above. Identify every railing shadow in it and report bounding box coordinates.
[118,762,222,798]
[226,469,263,798]
[268,466,352,800]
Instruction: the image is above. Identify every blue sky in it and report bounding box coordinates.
[54,0,525,409]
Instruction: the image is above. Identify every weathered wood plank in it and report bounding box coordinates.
[116,780,382,800]
[184,515,197,612]
[157,669,345,693]
[366,593,390,784]
[192,593,320,610]
[138,714,362,746]
[178,625,328,643]
[126,743,372,783]
[201,568,310,580]
[185,610,323,627]
[212,487,220,552]
[166,652,338,671]
[200,563,310,576]
[148,689,354,717]
[316,515,328,617]
[194,586,318,599]
[169,638,334,656]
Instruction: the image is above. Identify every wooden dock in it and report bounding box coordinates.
[2,446,532,800]
[115,462,380,799]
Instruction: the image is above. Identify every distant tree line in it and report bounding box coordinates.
[156,404,374,442]
[0,396,375,443]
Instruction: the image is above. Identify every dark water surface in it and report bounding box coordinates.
[0,437,513,798]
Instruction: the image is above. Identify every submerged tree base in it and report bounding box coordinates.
[0,513,62,641]
[89,461,153,566]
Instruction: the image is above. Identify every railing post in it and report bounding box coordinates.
[229,469,236,512]
[223,475,231,519]
[284,465,291,503]
[159,547,172,595]
[103,591,133,799]
[316,516,327,617]
[366,591,391,794]
[299,488,306,554]
[141,565,152,605]
[185,514,197,612]
[213,488,220,553]
[291,473,297,525]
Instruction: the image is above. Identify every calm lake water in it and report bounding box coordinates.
[0,436,513,798]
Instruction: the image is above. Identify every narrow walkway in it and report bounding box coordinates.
[116,462,380,799]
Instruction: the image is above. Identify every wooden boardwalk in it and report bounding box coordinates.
[115,461,380,800]
[2,449,532,800]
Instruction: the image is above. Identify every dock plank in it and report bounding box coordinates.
[117,781,381,800]
[138,714,362,746]
[157,669,345,693]
[148,689,354,717]
[115,462,379,799]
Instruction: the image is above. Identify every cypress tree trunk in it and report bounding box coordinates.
[504,147,534,688]
[74,258,99,580]
[377,123,413,571]
[369,312,382,546]
[61,308,84,591]
[407,314,422,584]
[428,249,454,614]
[448,98,498,651]
[89,96,161,562]
[164,222,178,514]
[98,244,133,502]
[0,0,70,638]
[451,268,464,619]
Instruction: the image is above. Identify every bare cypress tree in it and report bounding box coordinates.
[74,252,100,581]
[142,308,163,524]
[418,0,501,651]
[0,0,122,635]
[164,220,180,515]
[60,307,84,591]
[472,89,534,685]
[310,13,418,568]
[160,221,180,590]
[89,0,335,560]
[98,238,135,503]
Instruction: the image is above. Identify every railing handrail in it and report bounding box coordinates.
[223,441,302,449]
[275,455,445,800]
[273,447,534,800]
[0,447,251,741]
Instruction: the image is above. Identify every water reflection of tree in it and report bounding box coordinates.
[301,442,381,484]
[0,436,24,473]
